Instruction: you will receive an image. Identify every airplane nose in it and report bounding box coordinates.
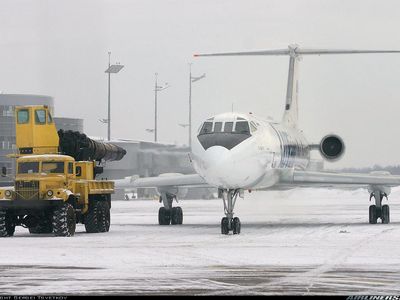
[202,146,231,168]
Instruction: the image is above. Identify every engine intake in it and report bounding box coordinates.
[319,135,345,161]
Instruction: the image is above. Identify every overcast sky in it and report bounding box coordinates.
[1,0,400,168]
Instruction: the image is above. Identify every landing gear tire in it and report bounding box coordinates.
[232,217,241,235]
[170,207,183,225]
[221,217,229,235]
[158,207,171,225]
[176,207,183,225]
[382,205,390,224]
[52,203,76,237]
[369,205,378,224]
[220,189,242,235]
[0,210,15,237]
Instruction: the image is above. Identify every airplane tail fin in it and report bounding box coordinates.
[195,45,400,128]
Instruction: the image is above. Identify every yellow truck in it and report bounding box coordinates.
[0,105,126,237]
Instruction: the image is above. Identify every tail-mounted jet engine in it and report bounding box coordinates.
[319,134,345,161]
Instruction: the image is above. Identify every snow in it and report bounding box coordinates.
[1,187,400,295]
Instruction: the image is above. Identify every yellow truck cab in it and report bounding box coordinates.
[0,105,122,237]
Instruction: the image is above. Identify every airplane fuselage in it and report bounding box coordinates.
[191,112,310,190]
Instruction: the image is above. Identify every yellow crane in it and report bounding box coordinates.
[0,105,126,237]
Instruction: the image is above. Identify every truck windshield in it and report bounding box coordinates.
[18,162,39,174]
[42,162,65,174]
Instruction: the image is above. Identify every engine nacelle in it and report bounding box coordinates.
[319,134,345,161]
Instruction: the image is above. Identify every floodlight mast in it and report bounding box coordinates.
[188,63,205,148]
[154,73,170,143]
[105,51,124,141]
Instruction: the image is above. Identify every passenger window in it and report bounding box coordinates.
[76,166,82,177]
[199,122,213,135]
[35,109,46,125]
[17,109,29,124]
[224,122,233,132]
[214,122,223,133]
[47,111,53,124]
[68,162,74,174]
[235,122,250,134]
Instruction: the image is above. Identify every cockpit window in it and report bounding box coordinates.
[17,109,29,124]
[18,162,39,174]
[199,122,213,135]
[197,120,251,150]
[235,122,250,134]
[214,122,223,133]
[250,121,257,132]
[42,162,65,174]
[224,122,233,132]
[35,109,46,125]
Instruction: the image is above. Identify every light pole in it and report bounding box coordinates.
[178,124,190,146]
[154,73,170,143]
[188,63,205,148]
[105,51,124,141]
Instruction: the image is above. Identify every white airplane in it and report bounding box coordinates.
[116,45,400,235]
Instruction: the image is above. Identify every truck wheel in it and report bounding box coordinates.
[0,211,15,237]
[52,203,76,237]
[98,201,110,232]
[85,201,110,233]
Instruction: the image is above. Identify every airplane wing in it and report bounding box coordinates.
[114,169,400,193]
[278,169,400,189]
[114,173,211,189]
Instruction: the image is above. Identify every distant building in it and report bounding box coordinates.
[100,139,194,179]
[100,139,216,199]
[54,117,84,132]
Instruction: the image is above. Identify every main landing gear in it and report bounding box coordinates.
[369,191,390,224]
[158,192,183,226]
[220,189,241,235]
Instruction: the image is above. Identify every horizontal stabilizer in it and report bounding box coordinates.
[194,45,400,129]
[194,47,400,58]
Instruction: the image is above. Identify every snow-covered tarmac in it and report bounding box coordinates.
[1,187,400,295]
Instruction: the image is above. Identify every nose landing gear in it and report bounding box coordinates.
[220,189,242,235]
[369,191,390,224]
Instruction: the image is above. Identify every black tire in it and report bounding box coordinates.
[158,207,171,225]
[170,207,179,225]
[52,203,76,237]
[232,217,241,235]
[221,217,229,235]
[84,200,110,233]
[176,207,183,225]
[99,201,111,232]
[0,211,15,237]
[369,205,377,224]
[382,205,390,224]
